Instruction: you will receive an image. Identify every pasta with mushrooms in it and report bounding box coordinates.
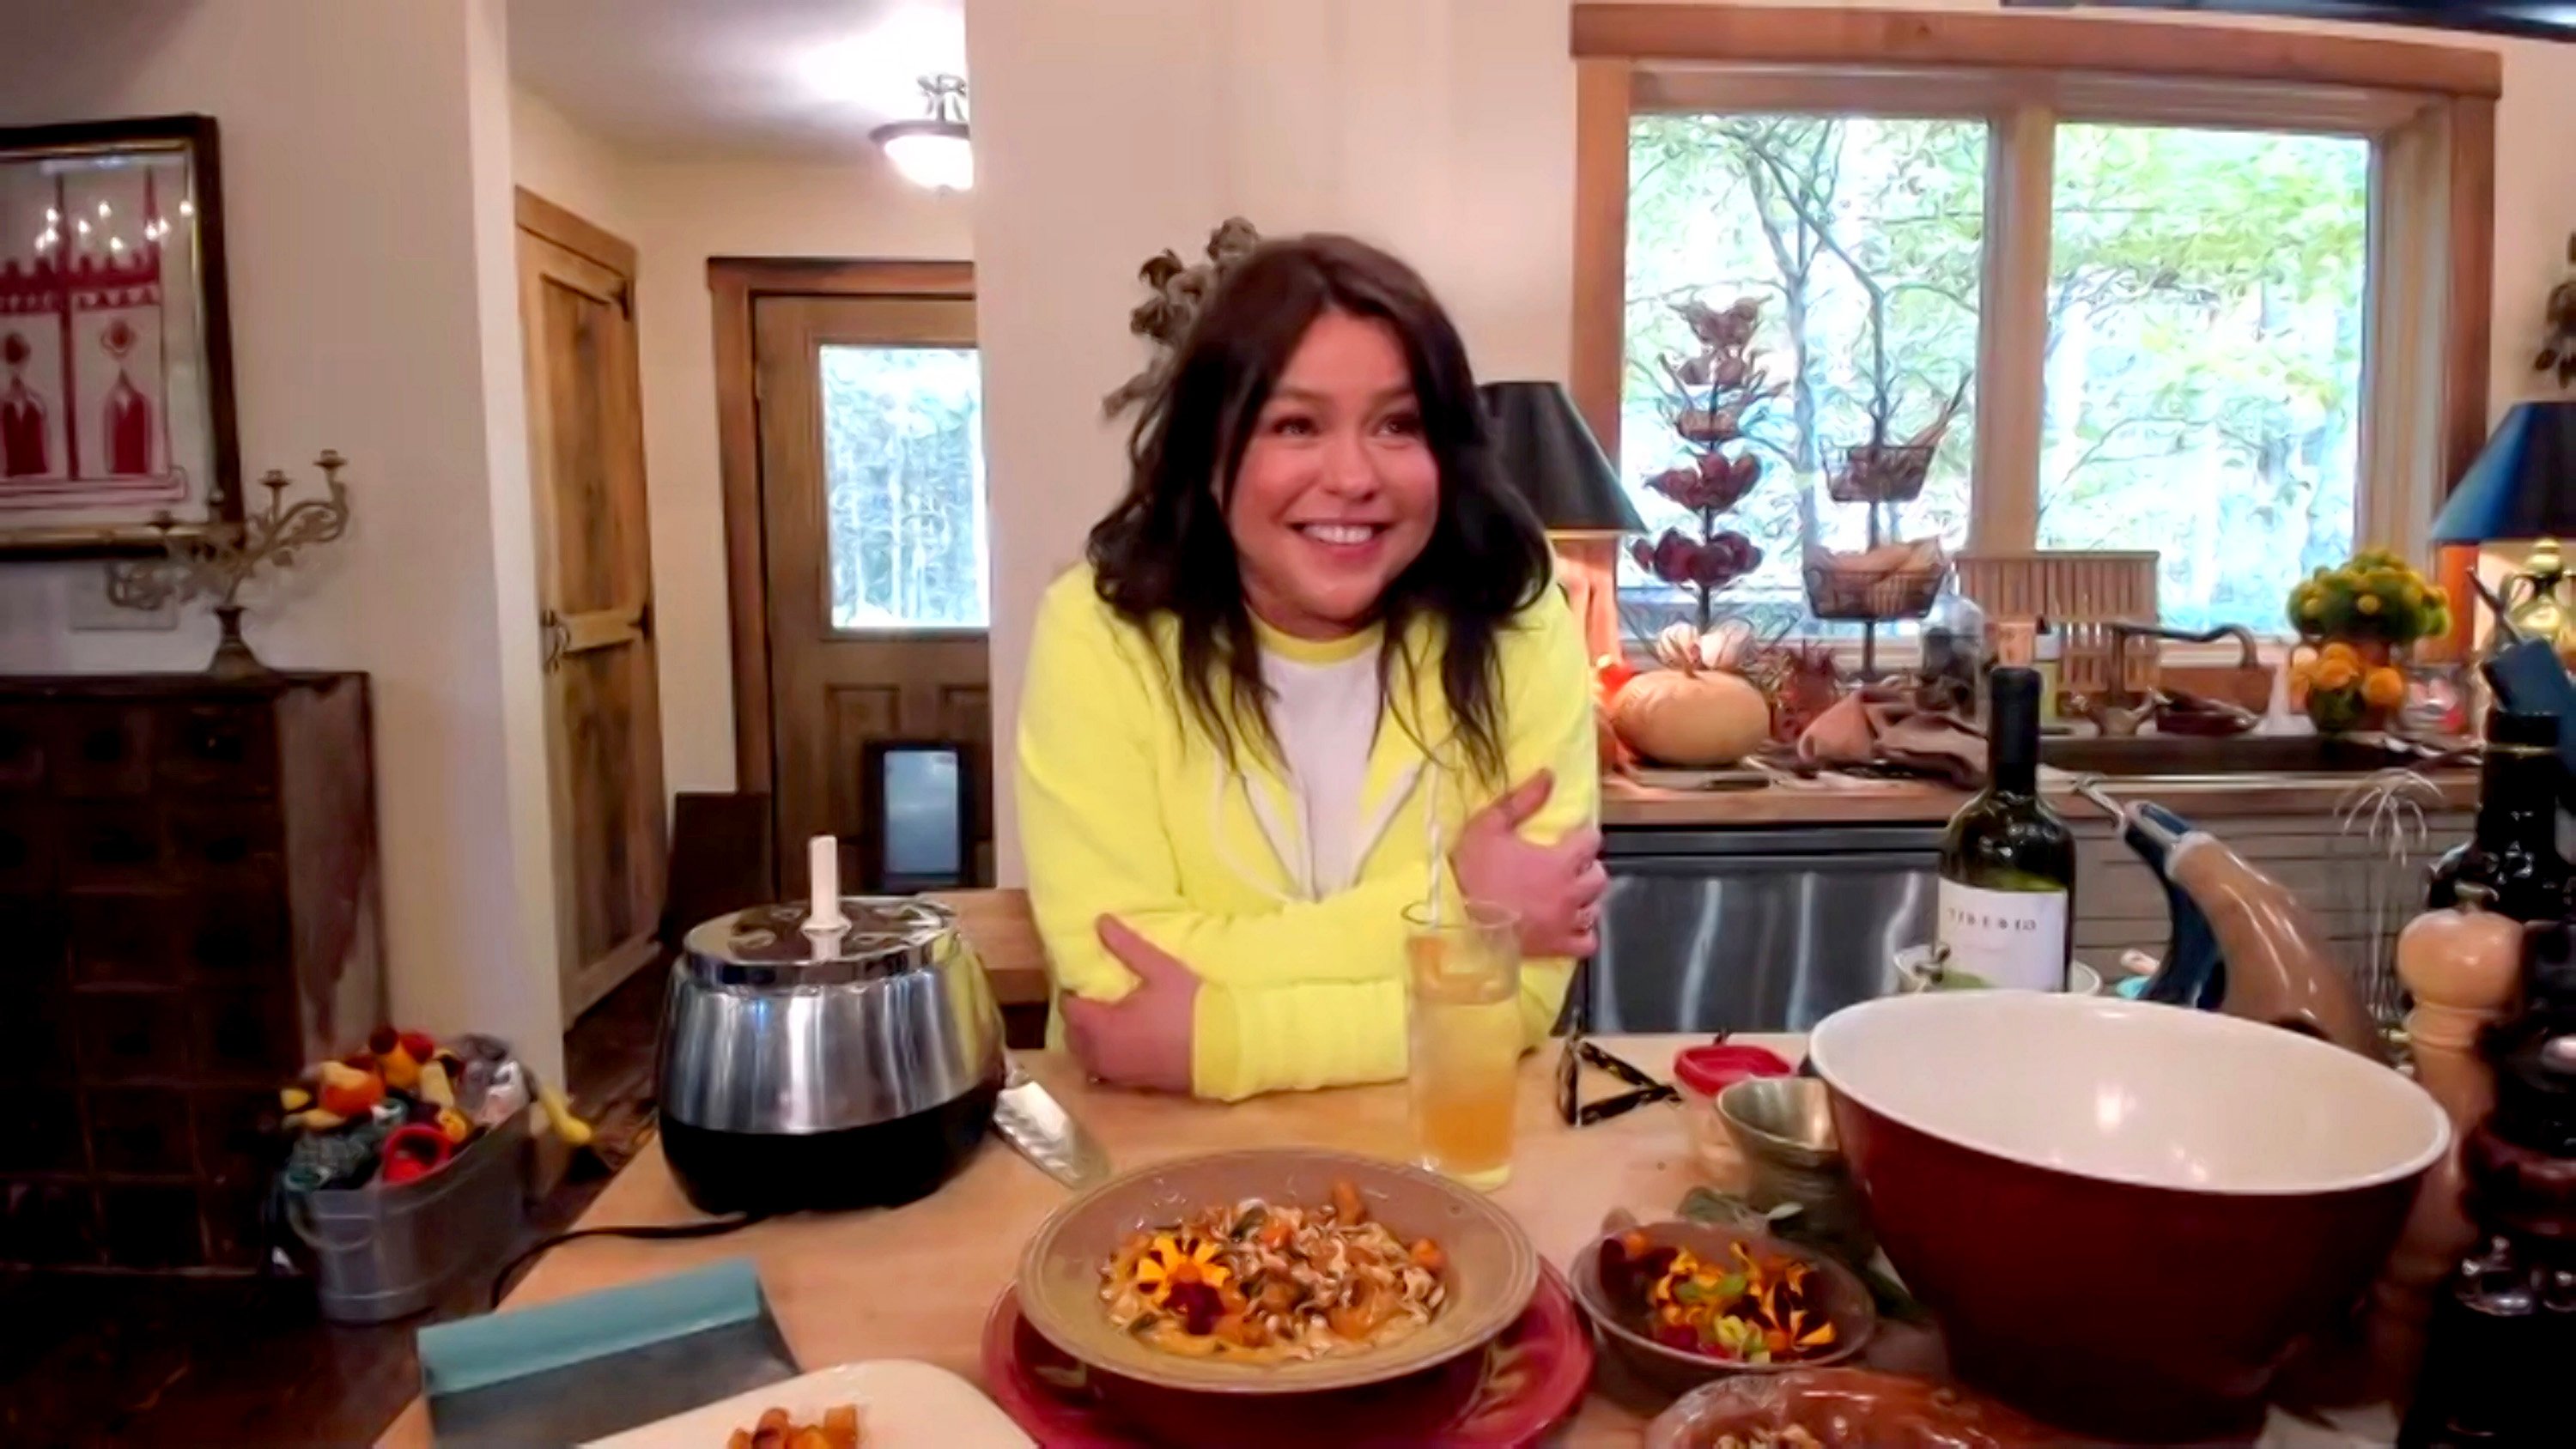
[1100,1179,1448,1362]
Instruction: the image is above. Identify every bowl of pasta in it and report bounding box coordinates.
[1013,1148,1539,1395]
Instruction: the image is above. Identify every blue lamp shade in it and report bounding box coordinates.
[1479,381,1646,536]
[2431,401,2576,544]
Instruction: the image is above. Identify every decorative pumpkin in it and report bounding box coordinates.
[1611,664,1771,767]
[1653,619,1754,673]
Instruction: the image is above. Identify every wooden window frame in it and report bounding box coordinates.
[708,258,975,797]
[1570,3,2497,627]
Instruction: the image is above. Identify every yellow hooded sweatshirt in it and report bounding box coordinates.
[1015,566,1598,1100]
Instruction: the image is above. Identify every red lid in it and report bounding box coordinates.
[1673,1040,1795,1096]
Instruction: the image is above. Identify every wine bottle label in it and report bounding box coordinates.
[1935,880,2069,991]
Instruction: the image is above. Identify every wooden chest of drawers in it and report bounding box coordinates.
[0,672,381,1273]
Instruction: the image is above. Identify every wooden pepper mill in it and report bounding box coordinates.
[2370,887,2522,1391]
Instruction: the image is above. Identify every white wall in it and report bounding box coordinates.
[966,0,2576,883]
[506,99,975,799]
[2483,40,2576,405]
[0,0,566,1081]
[510,86,638,243]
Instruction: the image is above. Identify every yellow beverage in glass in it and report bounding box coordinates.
[1404,901,1520,1190]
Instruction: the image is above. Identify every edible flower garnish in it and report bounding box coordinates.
[1600,1231,1838,1364]
[1133,1233,1232,1332]
[1101,1183,1447,1361]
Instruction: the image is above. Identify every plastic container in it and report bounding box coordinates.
[290,1112,532,1323]
[1672,1040,1794,1181]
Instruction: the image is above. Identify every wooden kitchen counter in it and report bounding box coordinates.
[377,1035,1770,1447]
[1603,766,2475,828]
[1604,772,1966,826]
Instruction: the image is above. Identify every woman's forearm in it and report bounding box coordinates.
[1194,976,1407,1100]
[1190,956,1573,1100]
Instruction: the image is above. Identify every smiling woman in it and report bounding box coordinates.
[1013,236,1606,1101]
[1227,312,1443,643]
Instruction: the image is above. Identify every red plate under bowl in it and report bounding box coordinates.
[980,1261,1594,1449]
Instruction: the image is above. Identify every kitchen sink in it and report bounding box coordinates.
[2038,731,2424,777]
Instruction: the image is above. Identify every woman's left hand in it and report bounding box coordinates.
[1451,769,1608,959]
[1060,915,1199,1093]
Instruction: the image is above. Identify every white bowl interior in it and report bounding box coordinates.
[1809,992,2447,1195]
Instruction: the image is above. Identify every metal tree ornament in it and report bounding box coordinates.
[106,448,351,679]
[1631,296,1782,632]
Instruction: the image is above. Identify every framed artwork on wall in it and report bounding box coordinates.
[0,113,240,558]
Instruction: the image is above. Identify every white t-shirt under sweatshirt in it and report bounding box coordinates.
[1257,621,1385,899]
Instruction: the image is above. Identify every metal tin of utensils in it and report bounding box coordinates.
[658,895,1003,1214]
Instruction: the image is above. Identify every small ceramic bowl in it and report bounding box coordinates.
[1716,1077,1871,1258]
[1569,1215,1875,1397]
[1014,1148,1537,1396]
[1716,1076,1838,1170]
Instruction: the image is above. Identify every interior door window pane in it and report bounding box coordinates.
[2038,124,2368,634]
[1624,113,1988,635]
[819,344,987,629]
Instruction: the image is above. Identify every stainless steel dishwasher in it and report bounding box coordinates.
[1591,825,1943,1033]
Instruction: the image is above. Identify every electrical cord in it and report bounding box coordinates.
[489,1213,767,1309]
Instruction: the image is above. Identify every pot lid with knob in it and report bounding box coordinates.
[679,896,960,989]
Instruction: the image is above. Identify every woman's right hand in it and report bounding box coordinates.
[1450,768,1607,958]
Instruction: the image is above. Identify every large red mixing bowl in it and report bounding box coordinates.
[1809,991,2447,1443]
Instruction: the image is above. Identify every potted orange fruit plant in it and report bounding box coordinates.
[2285,549,2451,733]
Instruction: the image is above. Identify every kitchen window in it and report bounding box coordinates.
[1571,4,2499,642]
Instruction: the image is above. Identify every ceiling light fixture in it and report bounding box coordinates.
[872,74,972,192]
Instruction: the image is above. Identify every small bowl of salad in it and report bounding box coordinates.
[1571,1215,1875,1397]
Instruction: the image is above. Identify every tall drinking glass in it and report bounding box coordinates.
[1405,900,1521,1190]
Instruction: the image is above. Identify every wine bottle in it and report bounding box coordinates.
[2427,709,2571,924]
[1936,666,2076,991]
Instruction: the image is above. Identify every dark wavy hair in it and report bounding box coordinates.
[1087,233,1552,785]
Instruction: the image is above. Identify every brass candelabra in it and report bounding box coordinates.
[106,449,351,679]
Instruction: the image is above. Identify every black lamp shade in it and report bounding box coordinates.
[1479,381,1646,535]
[2431,400,2576,543]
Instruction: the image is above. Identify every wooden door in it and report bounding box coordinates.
[750,292,991,891]
[515,191,667,1019]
